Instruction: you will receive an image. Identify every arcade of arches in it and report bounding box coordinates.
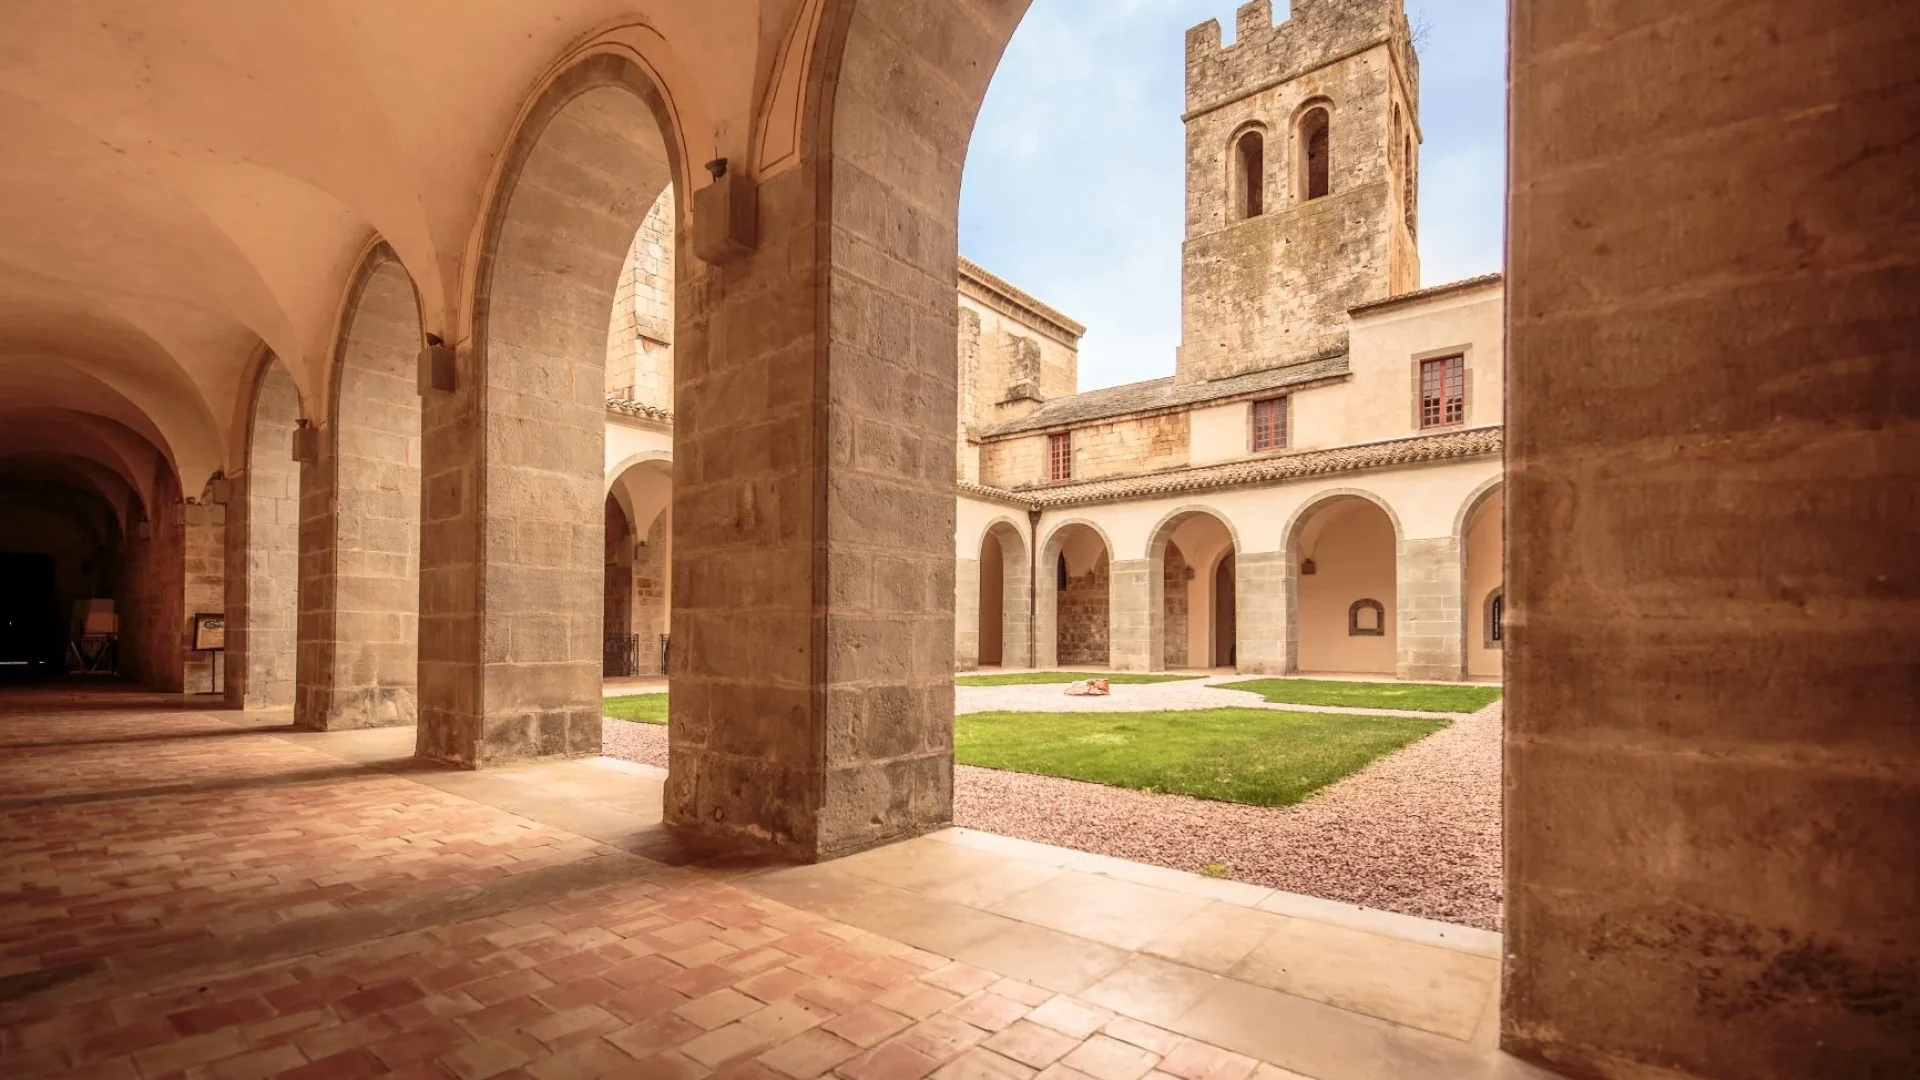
[0,2,1911,1079]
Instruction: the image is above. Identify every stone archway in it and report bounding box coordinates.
[224,356,300,709]
[1145,507,1239,672]
[417,55,684,768]
[606,458,672,678]
[1037,521,1112,669]
[975,519,1030,668]
[1284,491,1400,677]
[1459,480,1504,681]
[296,247,424,730]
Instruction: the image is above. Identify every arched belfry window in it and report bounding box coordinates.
[1301,107,1331,201]
[1236,131,1264,219]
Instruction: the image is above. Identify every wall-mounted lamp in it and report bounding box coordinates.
[418,333,457,394]
[1301,558,1317,576]
[290,419,319,464]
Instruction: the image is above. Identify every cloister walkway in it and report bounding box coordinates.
[0,685,1556,1080]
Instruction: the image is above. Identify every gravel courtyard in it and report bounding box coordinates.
[600,682,1503,931]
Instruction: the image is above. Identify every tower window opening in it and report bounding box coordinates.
[1237,131,1264,219]
[1404,133,1417,236]
[1302,107,1330,201]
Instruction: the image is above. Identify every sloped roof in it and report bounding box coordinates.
[606,395,673,424]
[1349,273,1503,317]
[977,352,1350,439]
[966,426,1502,509]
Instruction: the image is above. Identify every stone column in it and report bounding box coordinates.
[999,551,1032,670]
[182,499,225,696]
[954,557,981,671]
[223,466,298,709]
[295,425,419,731]
[1505,0,1918,1076]
[1107,558,1155,671]
[1396,537,1462,681]
[1234,551,1290,674]
[664,158,956,861]
[297,255,423,731]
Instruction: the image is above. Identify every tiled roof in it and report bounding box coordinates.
[958,257,1085,340]
[976,352,1350,439]
[965,426,1502,509]
[607,395,673,424]
[1348,273,1503,317]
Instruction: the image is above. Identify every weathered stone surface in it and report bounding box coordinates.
[297,253,423,731]
[225,360,300,710]
[1503,0,1920,1075]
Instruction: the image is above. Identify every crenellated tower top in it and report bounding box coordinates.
[1186,0,1418,120]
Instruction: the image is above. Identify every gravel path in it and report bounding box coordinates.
[599,698,1503,931]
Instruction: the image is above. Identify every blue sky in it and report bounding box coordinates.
[959,0,1507,390]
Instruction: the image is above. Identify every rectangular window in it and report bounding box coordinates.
[1048,431,1072,482]
[1419,355,1466,428]
[1250,396,1288,452]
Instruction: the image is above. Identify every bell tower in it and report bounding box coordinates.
[1178,0,1421,383]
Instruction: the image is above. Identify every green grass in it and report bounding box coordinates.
[954,671,1205,687]
[601,693,669,724]
[1219,678,1501,714]
[956,708,1444,806]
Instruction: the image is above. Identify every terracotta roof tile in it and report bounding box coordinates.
[977,353,1349,439]
[964,426,1502,509]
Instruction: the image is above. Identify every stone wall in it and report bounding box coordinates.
[1395,536,1460,681]
[1056,550,1109,665]
[605,188,675,410]
[225,361,300,710]
[1503,0,1920,1075]
[981,411,1189,488]
[1162,541,1189,667]
[119,464,192,691]
[299,255,422,731]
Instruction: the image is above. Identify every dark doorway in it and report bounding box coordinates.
[0,552,62,677]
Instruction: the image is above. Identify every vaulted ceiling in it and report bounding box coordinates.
[0,0,805,501]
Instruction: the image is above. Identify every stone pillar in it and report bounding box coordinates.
[182,499,225,695]
[297,256,423,731]
[1396,537,1462,681]
[416,64,659,768]
[664,157,956,861]
[1504,0,1919,1076]
[1234,551,1289,674]
[998,549,1032,669]
[954,557,981,671]
[223,378,300,712]
[1108,558,1155,671]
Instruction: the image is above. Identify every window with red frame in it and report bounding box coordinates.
[1048,431,1072,482]
[1251,396,1288,452]
[1419,355,1465,428]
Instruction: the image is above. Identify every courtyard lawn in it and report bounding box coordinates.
[1219,678,1501,714]
[956,708,1444,806]
[602,693,669,724]
[955,671,1205,687]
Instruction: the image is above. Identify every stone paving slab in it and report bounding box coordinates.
[0,687,1557,1080]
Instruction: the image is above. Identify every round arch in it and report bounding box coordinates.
[1036,518,1113,670]
[1457,476,1505,681]
[1283,487,1403,677]
[226,352,302,710]
[968,516,1032,670]
[1143,506,1241,672]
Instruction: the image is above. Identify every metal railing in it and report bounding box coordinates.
[604,634,669,678]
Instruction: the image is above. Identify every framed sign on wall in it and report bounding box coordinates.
[191,612,225,652]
